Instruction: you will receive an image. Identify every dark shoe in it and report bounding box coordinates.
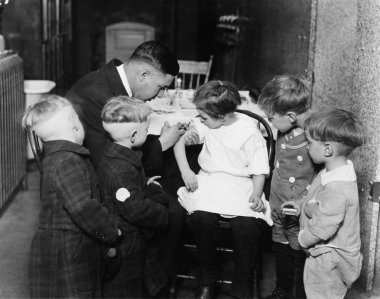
[263,287,291,299]
[195,285,216,299]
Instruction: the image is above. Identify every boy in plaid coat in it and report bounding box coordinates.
[22,95,122,298]
[97,96,185,298]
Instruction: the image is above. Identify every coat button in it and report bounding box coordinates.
[281,144,286,150]
[289,177,295,183]
[306,185,311,191]
[297,155,303,162]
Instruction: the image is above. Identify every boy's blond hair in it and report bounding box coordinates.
[22,95,75,140]
[258,74,311,115]
[22,95,72,130]
[305,108,367,155]
[101,96,151,141]
[101,96,151,124]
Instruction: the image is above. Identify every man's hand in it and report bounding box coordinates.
[159,121,186,151]
[249,195,265,212]
[181,168,198,192]
[184,131,200,146]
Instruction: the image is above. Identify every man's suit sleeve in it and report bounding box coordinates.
[141,135,163,176]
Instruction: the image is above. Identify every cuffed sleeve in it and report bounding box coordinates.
[299,186,346,248]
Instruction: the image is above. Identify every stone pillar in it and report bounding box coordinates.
[352,0,380,291]
[311,0,380,291]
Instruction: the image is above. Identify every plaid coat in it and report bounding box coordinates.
[97,141,183,297]
[65,59,163,174]
[28,140,120,298]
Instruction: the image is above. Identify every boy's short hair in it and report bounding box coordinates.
[129,40,179,76]
[305,108,367,155]
[258,74,311,115]
[101,96,151,124]
[193,80,241,118]
[22,95,72,131]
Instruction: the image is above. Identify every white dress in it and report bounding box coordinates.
[177,113,273,225]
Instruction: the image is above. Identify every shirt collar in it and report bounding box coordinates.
[44,140,90,157]
[320,160,356,186]
[116,64,133,97]
[103,140,142,168]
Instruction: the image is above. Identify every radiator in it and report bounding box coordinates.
[0,51,26,210]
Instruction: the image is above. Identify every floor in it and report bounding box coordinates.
[0,167,379,299]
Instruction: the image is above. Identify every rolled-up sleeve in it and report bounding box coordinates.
[244,133,270,176]
[190,118,208,144]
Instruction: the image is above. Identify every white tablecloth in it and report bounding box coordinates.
[147,90,277,138]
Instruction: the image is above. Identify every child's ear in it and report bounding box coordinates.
[130,130,138,143]
[323,142,333,157]
[286,111,297,124]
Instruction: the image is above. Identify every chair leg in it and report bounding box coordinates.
[252,244,262,299]
[253,261,261,299]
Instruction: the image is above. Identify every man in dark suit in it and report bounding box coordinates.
[66,40,185,175]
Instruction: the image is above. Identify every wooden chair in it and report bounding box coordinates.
[26,129,43,173]
[177,55,214,90]
[170,109,275,299]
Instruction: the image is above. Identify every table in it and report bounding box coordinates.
[147,90,277,138]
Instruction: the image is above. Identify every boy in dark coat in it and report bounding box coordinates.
[22,95,122,298]
[97,96,185,298]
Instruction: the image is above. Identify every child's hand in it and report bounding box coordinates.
[147,176,162,187]
[281,201,300,216]
[249,195,265,212]
[181,169,198,192]
[184,131,200,146]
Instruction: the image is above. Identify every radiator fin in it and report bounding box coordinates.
[0,52,26,209]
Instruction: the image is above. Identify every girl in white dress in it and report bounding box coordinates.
[174,80,272,299]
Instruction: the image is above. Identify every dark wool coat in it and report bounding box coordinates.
[28,140,120,298]
[65,59,162,173]
[97,141,184,297]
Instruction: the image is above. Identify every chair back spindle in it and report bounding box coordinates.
[27,129,43,173]
[177,55,213,89]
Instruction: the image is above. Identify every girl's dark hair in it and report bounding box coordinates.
[193,80,242,118]
[305,108,367,154]
[258,74,311,115]
[130,40,179,76]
